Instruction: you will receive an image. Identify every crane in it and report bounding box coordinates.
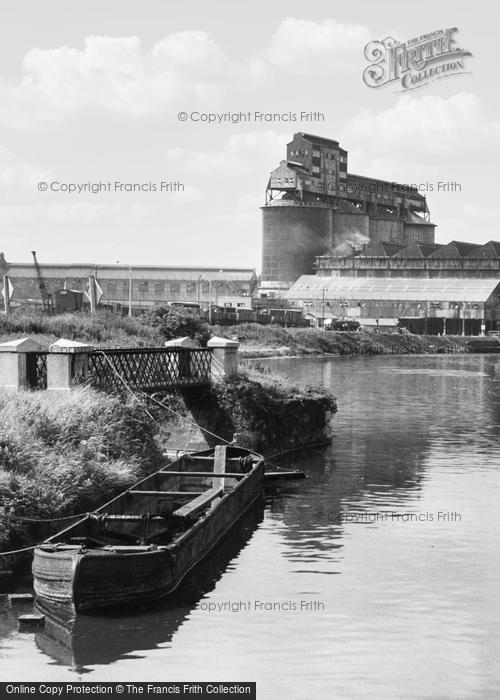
[31,250,54,312]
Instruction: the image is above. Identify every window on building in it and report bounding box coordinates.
[169,282,180,293]
[186,282,196,294]
[154,281,165,294]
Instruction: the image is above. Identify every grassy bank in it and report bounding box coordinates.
[0,368,336,563]
[213,323,470,357]
[0,387,163,557]
[0,310,469,357]
[0,307,210,348]
[206,367,336,454]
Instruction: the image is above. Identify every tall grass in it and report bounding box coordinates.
[0,307,209,348]
[0,387,163,550]
[213,323,470,355]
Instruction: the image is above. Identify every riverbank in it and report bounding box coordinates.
[0,367,335,573]
[214,323,470,358]
[0,308,210,347]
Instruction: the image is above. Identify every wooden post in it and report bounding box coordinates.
[2,275,10,315]
[211,445,226,510]
[89,274,97,314]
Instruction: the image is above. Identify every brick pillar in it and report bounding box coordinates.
[207,336,239,380]
[47,338,95,391]
[0,337,46,390]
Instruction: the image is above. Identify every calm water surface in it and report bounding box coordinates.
[1,354,499,699]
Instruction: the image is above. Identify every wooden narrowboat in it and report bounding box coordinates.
[32,445,264,614]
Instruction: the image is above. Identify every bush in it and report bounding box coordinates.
[0,307,212,348]
[145,307,210,345]
[0,387,164,549]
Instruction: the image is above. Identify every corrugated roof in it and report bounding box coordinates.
[465,241,500,258]
[7,264,256,282]
[285,276,500,302]
[393,242,442,258]
[362,241,404,257]
[430,241,479,259]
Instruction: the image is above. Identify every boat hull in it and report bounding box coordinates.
[33,456,264,613]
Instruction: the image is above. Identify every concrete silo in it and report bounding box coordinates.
[261,201,334,292]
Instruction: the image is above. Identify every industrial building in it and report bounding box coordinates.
[317,240,500,279]
[2,262,257,311]
[261,132,435,295]
[284,277,500,335]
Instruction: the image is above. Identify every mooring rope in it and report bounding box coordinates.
[0,543,40,557]
[98,350,232,445]
[0,351,315,552]
[20,512,91,523]
[97,350,311,473]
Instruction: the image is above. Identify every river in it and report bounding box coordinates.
[1,354,499,698]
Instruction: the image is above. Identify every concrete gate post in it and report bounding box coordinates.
[47,338,95,391]
[207,336,239,380]
[165,336,200,381]
[0,337,46,390]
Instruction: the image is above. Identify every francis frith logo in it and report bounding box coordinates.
[363,28,472,92]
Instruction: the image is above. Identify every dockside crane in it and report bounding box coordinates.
[31,250,54,312]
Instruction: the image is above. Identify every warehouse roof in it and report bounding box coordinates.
[393,242,442,258]
[285,276,500,302]
[429,241,480,258]
[7,264,257,282]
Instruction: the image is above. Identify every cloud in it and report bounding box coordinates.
[0,33,232,127]
[264,17,371,73]
[0,144,52,199]
[342,93,500,159]
[0,19,372,128]
[166,131,284,178]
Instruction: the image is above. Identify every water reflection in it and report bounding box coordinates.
[1,355,500,697]
[33,503,264,673]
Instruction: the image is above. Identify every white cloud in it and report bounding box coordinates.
[0,19,373,128]
[262,17,370,73]
[0,144,52,199]
[166,131,283,178]
[342,93,500,158]
[0,33,232,127]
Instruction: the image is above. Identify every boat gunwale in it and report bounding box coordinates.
[33,456,265,613]
[37,447,264,550]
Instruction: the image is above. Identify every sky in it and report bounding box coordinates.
[0,1,497,270]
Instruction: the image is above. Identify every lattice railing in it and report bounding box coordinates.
[33,352,48,390]
[88,347,212,392]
